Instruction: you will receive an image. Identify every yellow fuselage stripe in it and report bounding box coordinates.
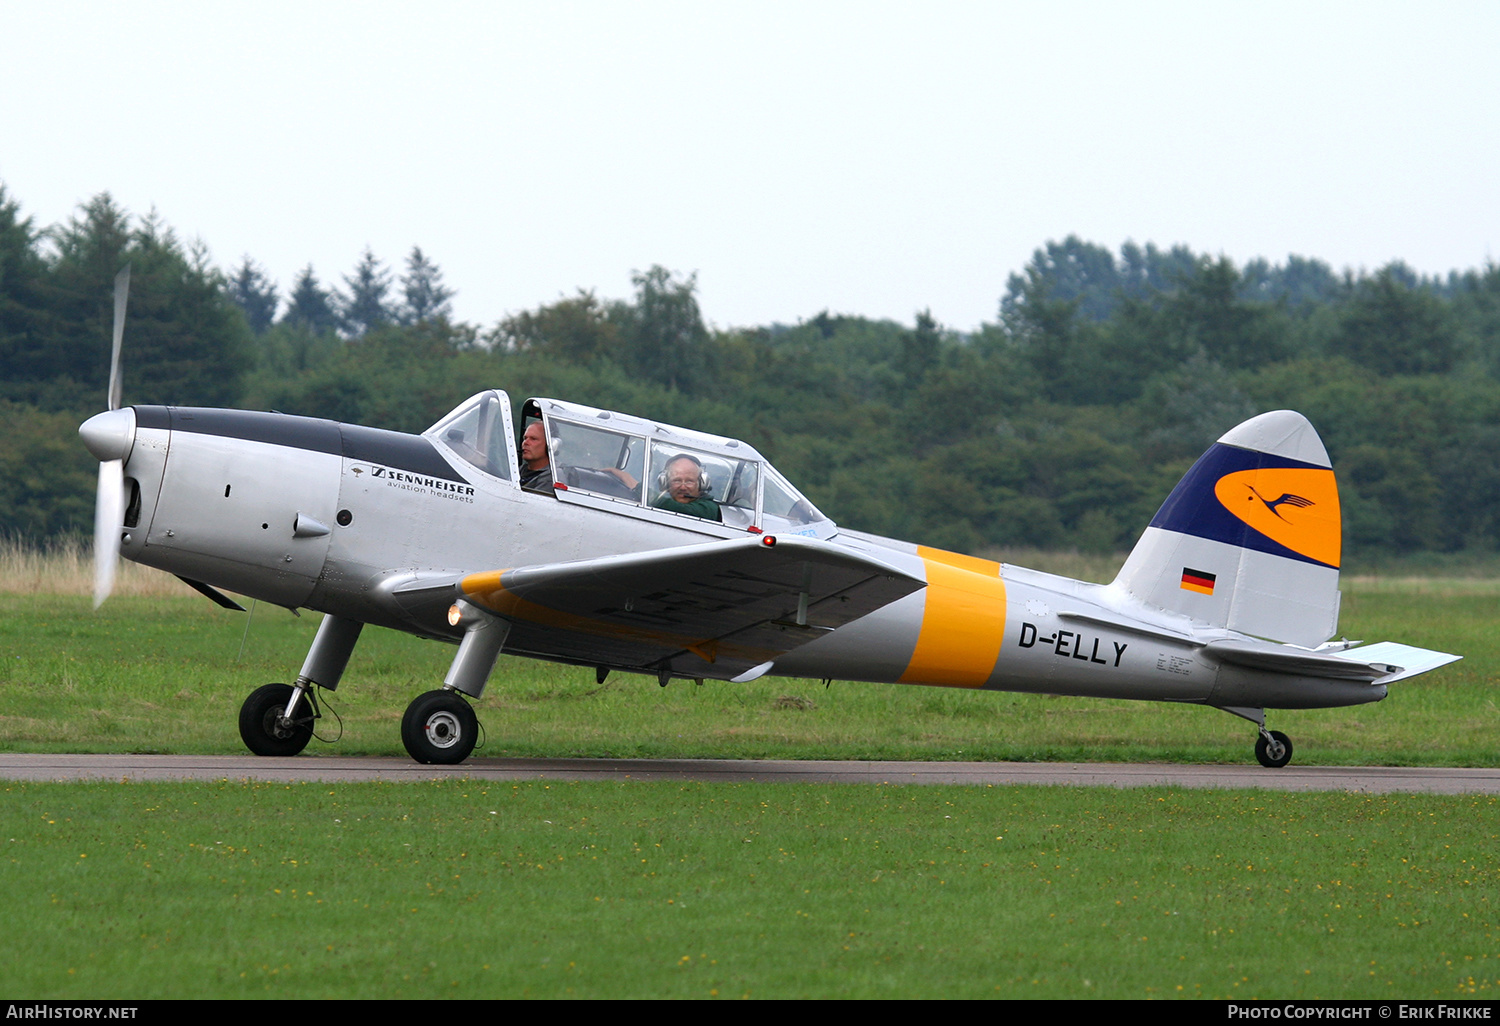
[898,547,1007,688]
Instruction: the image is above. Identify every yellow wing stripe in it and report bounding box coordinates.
[898,547,1007,689]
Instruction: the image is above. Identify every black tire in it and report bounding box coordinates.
[401,690,478,765]
[239,683,314,757]
[1255,729,1293,768]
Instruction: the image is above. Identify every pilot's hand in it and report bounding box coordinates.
[600,467,639,490]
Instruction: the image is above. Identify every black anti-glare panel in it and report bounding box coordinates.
[132,406,468,483]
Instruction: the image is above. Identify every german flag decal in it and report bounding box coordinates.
[1180,568,1217,595]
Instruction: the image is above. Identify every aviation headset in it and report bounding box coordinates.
[656,452,712,497]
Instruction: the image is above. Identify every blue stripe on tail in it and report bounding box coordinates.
[1149,443,1336,569]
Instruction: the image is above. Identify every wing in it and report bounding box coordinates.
[457,535,925,681]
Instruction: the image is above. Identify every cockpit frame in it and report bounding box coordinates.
[424,392,835,539]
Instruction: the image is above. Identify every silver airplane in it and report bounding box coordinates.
[77,272,1458,766]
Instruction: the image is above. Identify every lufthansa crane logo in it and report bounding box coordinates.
[1214,467,1341,568]
[1248,485,1315,522]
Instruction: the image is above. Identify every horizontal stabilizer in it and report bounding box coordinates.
[1203,638,1461,683]
[1203,639,1392,680]
[1322,641,1463,684]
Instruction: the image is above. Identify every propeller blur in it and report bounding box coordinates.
[86,267,131,609]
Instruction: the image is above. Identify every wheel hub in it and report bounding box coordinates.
[424,711,463,749]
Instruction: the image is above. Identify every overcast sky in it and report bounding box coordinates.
[2,1,1496,333]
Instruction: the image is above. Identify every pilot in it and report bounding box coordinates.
[652,453,721,522]
[519,422,553,492]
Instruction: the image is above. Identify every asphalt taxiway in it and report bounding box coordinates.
[1,754,1497,793]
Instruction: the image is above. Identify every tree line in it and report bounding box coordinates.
[3,187,1499,562]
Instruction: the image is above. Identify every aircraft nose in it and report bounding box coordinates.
[79,408,137,463]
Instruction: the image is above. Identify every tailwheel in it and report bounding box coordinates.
[239,683,315,757]
[1255,729,1293,768]
[401,690,479,765]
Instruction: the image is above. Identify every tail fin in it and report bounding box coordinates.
[1112,410,1341,647]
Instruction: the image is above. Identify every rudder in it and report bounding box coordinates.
[1111,410,1341,647]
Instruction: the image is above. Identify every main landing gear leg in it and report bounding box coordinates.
[1216,705,1295,769]
[400,604,509,765]
[239,614,364,758]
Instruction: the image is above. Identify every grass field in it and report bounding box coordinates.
[1,547,1497,998]
[0,580,1494,766]
[4,779,1497,999]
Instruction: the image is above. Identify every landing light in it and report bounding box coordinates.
[449,599,488,627]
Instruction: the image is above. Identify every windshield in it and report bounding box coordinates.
[762,464,824,527]
[427,392,512,480]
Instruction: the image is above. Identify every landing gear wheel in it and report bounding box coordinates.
[239,683,314,757]
[1255,729,1293,768]
[401,690,478,765]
